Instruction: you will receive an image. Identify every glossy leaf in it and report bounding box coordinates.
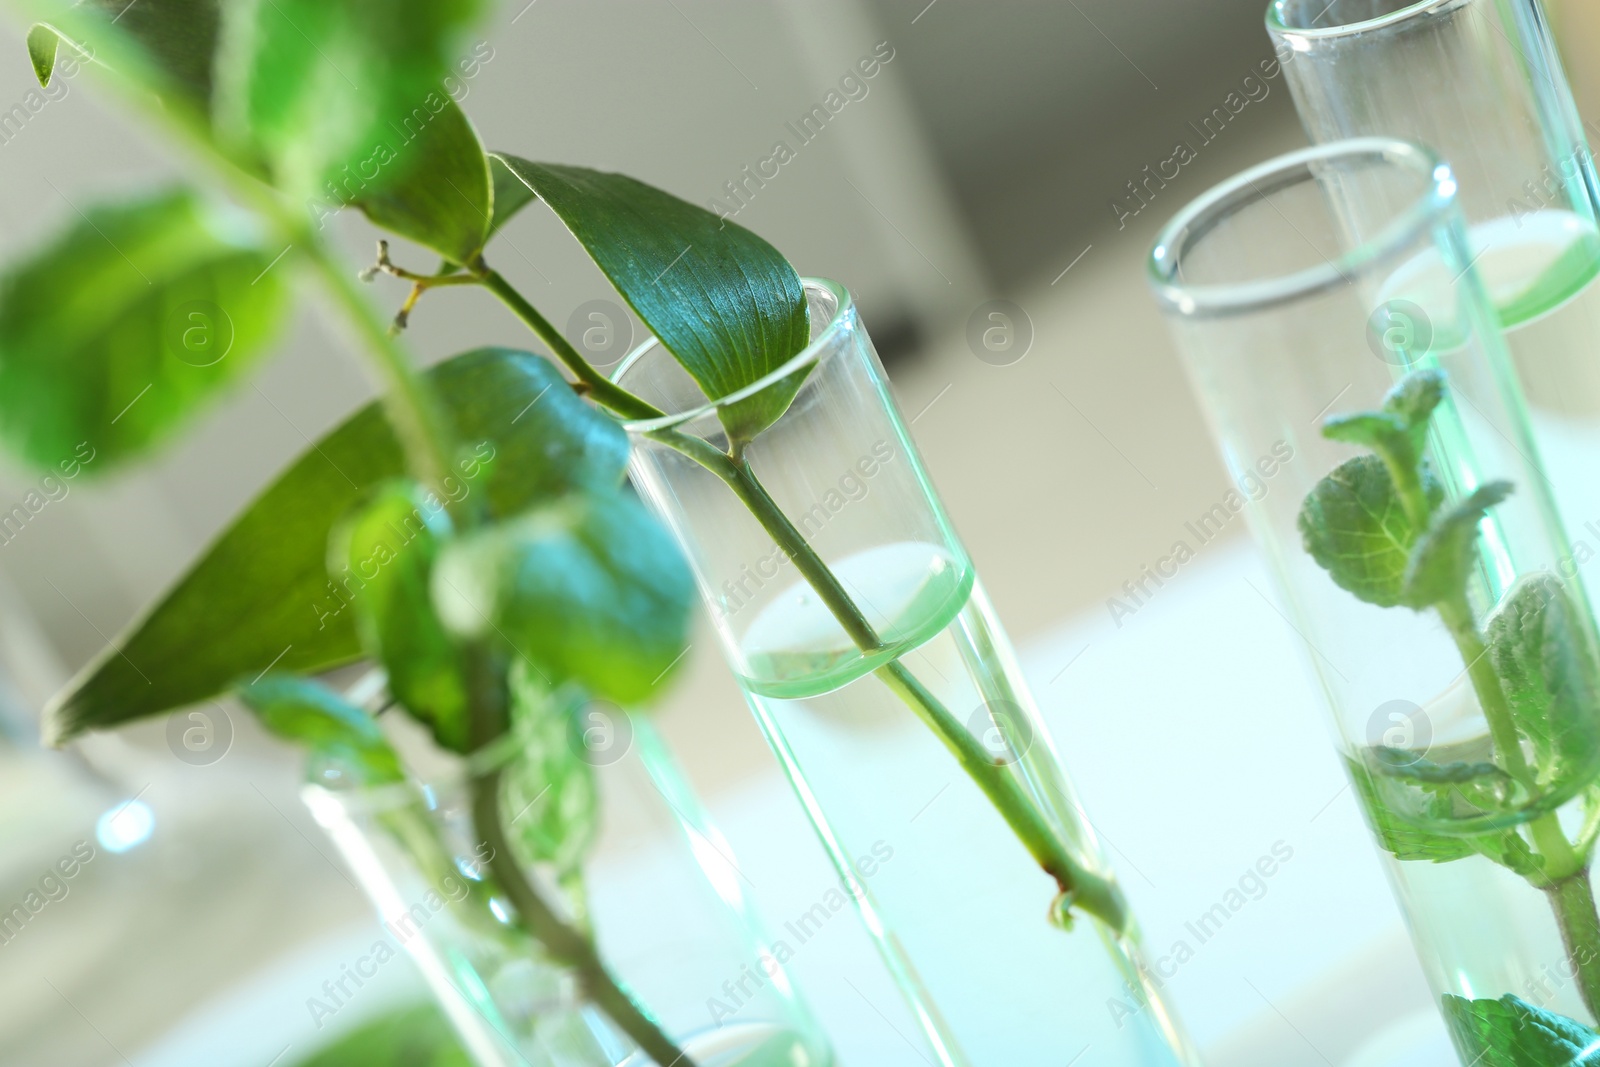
[45,349,628,744]
[487,153,538,241]
[336,482,470,753]
[1442,994,1600,1066]
[493,156,810,442]
[1403,481,1513,607]
[1347,756,1476,863]
[239,674,403,786]
[433,489,694,705]
[0,188,287,473]
[502,667,599,876]
[216,0,487,200]
[353,99,492,265]
[1487,573,1600,773]
[1298,455,1442,609]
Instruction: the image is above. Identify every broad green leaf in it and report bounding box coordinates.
[0,188,287,473]
[336,482,470,753]
[26,24,58,85]
[1404,481,1513,607]
[1442,994,1600,1066]
[487,153,538,241]
[1347,756,1477,862]
[45,349,628,744]
[291,1003,470,1067]
[352,99,492,266]
[502,667,598,876]
[216,0,487,200]
[1487,573,1600,775]
[239,674,403,786]
[86,0,220,105]
[493,156,811,442]
[1298,455,1443,608]
[433,489,694,705]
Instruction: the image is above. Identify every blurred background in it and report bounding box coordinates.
[3,1,1599,1064]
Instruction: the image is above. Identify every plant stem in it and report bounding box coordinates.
[1438,592,1600,1018]
[477,271,1130,933]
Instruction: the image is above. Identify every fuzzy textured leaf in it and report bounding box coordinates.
[336,482,470,753]
[433,489,694,706]
[0,188,287,473]
[46,349,628,743]
[1348,757,1477,863]
[1322,369,1444,481]
[1487,573,1600,775]
[493,156,811,442]
[1442,994,1600,1066]
[1404,481,1513,608]
[1298,455,1442,608]
[239,674,403,786]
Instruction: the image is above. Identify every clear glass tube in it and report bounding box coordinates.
[1150,138,1600,1060]
[614,279,1200,1066]
[303,706,830,1067]
[1268,0,1600,610]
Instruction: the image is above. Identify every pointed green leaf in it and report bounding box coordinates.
[487,153,538,241]
[0,188,287,473]
[336,482,471,753]
[1298,455,1443,608]
[502,666,598,876]
[26,24,59,85]
[1403,481,1513,608]
[239,674,403,786]
[216,0,488,200]
[1442,994,1600,1066]
[1487,573,1600,774]
[492,156,811,442]
[1347,756,1477,862]
[352,99,492,265]
[46,349,628,744]
[433,489,694,705]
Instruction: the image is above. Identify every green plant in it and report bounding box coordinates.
[1299,368,1600,1060]
[11,1,1128,1062]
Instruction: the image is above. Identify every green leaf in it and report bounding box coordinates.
[352,99,492,266]
[1442,994,1600,1066]
[1487,573,1600,775]
[26,24,58,85]
[87,0,220,106]
[1385,368,1446,430]
[487,153,538,241]
[238,674,403,786]
[1321,370,1444,479]
[290,1002,471,1067]
[216,0,488,200]
[1347,756,1477,862]
[501,666,598,876]
[335,482,470,753]
[1298,455,1443,608]
[1404,481,1513,608]
[46,348,628,744]
[433,489,694,706]
[492,156,811,442]
[0,188,287,473]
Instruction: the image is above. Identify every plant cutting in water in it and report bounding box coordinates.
[8,0,1132,1062]
[1300,367,1600,1062]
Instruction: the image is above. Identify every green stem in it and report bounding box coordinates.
[478,271,1129,933]
[1438,593,1600,1018]
[1548,873,1600,1021]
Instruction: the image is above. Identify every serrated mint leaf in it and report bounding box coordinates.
[492,156,811,443]
[1348,757,1476,862]
[432,489,693,705]
[501,665,598,877]
[1404,481,1513,608]
[1442,994,1600,1066]
[1384,368,1445,431]
[335,482,470,753]
[1487,573,1600,777]
[239,674,403,786]
[1298,455,1442,608]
